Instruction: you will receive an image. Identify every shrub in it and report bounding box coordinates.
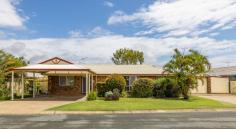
[105,91,113,101]
[0,86,10,100]
[96,82,106,97]
[104,89,120,101]
[131,78,154,98]
[87,92,97,101]
[153,78,180,98]
[105,74,126,93]
[121,91,127,98]
[112,88,120,100]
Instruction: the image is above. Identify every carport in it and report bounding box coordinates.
[10,64,95,100]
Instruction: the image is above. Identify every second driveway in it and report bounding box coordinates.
[197,94,236,104]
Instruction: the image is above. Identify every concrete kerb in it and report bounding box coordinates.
[39,109,236,115]
[1,109,236,115]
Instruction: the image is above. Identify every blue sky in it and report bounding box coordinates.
[6,0,154,38]
[0,0,236,67]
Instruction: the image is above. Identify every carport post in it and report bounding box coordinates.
[85,73,88,96]
[33,72,35,98]
[91,75,93,91]
[89,74,91,92]
[21,73,24,99]
[88,74,90,93]
[11,71,14,101]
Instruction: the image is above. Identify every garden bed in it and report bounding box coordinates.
[51,96,236,111]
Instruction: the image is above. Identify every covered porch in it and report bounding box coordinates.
[10,64,96,100]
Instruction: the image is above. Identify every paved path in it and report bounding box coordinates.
[1,112,236,129]
[198,94,236,104]
[0,97,84,115]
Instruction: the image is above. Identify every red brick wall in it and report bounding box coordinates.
[137,76,158,80]
[48,76,82,96]
[96,76,107,83]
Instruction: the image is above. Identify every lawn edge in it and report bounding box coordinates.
[41,108,236,115]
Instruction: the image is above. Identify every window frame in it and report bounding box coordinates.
[59,76,75,87]
[124,76,137,92]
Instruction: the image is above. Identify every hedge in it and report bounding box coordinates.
[131,78,154,98]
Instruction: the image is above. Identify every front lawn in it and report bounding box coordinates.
[51,96,236,111]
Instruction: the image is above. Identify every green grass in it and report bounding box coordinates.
[51,96,236,111]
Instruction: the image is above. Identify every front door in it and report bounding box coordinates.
[82,76,86,94]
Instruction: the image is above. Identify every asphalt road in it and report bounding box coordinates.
[1,112,236,129]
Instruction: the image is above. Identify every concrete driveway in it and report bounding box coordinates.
[198,94,236,104]
[0,96,84,115]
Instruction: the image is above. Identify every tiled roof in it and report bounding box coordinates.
[84,64,163,75]
[12,64,163,75]
[207,66,236,76]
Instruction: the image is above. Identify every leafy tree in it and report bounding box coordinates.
[0,50,27,85]
[163,49,211,99]
[112,48,144,65]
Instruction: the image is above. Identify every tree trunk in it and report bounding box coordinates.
[183,93,189,99]
[182,87,189,100]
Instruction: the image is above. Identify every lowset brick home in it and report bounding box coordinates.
[10,57,163,100]
[10,57,236,100]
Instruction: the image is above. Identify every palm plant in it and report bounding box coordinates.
[163,49,211,99]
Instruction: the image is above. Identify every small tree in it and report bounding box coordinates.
[112,48,144,65]
[163,49,211,99]
[105,74,126,93]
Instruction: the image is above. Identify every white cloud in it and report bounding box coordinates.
[87,26,112,37]
[69,30,82,38]
[0,35,235,67]
[0,0,26,28]
[69,26,112,38]
[104,1,114,8]
[108,0,236,37]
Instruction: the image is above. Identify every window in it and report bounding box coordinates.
[59,76,75,86]
[124,76,137,92]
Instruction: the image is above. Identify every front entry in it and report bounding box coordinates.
[82,76,86,94]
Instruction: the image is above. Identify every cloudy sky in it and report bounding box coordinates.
[0,0,236,67]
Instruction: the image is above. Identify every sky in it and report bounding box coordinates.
[0,0,236,67]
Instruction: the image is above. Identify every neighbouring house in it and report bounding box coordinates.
[10,57,235,100]
[207,66,236,94]
[186,67,236,94]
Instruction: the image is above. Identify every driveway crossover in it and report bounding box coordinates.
[0,97,84,115]
[198,94,236,104]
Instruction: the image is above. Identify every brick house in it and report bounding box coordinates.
[10,57,163,100]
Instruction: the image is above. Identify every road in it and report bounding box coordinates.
[1,112,236,129]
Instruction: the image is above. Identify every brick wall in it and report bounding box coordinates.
[96,76,107,83]
[137,76,158,80]
[207,77,211,94]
